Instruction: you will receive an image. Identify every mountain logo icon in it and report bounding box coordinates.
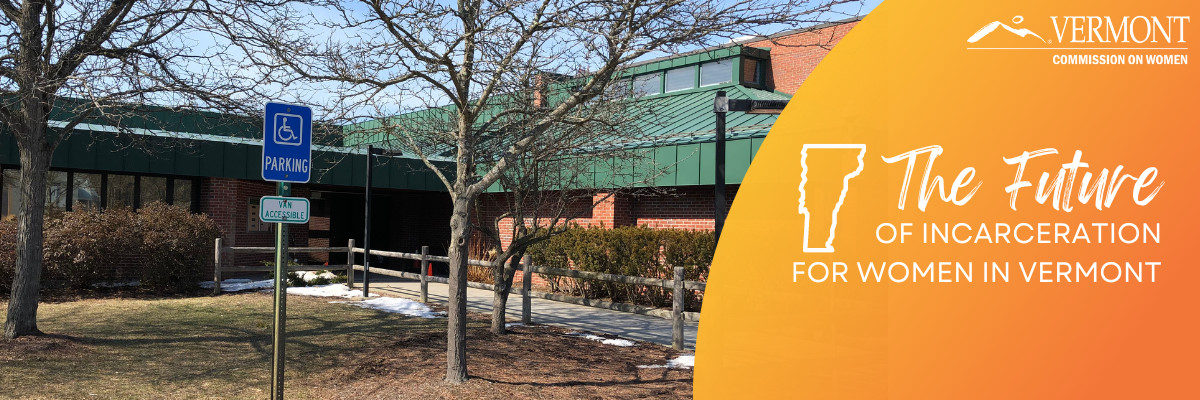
[968,16,1048,43]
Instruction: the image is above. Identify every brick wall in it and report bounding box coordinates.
[633,185,738,231]
[200,177,310,271]
[743,20,859,95]
[478,185,736,288]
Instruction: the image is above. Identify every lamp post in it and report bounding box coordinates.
[362,145,403,298]
[712,91,788,245]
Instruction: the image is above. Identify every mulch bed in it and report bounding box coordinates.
[314,311,694,399]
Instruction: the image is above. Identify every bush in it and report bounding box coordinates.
[43,207,139,290]
[0,204,223,294]
[527,225,712,311]
[0,216,16,292]
[137,202,223,293]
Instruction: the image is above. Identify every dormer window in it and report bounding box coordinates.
[665,67,694,92]
[634,73,661,96]
[700,59,733,86]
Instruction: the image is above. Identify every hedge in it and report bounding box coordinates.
[0,202,222,293]
[527,225,712,311]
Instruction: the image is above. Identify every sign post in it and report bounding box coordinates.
[262,101,312,400]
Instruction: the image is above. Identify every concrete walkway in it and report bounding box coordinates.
[357,272,699,350]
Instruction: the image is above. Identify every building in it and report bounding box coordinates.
[0,18,858,278]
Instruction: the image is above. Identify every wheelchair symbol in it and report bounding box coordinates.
[273,113,303,146]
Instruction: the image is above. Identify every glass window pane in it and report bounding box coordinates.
[700,60,733,86]
[633,73,660,96]
[140,176,167,207]
[73,173,102,211]
[107,175,135,209]
[46,171,68,213]
[2,169,19,217]
[172,179,193,211]
[742,58,761,84]
[665,67,694,92]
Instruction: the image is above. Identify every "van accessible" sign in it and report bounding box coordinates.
[259,196,310,224]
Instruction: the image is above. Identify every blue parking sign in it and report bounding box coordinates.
[262,102,312,183]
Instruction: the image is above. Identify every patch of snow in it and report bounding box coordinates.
[638,355,695,369]
[505,323,525,328]
[297,270,336,282]
[333,297,445,319]
[287,283,377,298]
[566,331,637,347]
[200,279,274,292]
[728,35,763,43]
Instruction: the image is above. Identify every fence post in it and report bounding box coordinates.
[346,239,355,289]
[213,238,222,295]
[522,254,532,324]
[420,246,429,303]
[673,266,685,350]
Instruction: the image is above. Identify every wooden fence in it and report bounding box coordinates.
[212,239,704,350]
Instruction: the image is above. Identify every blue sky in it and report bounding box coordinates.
[178,0,887,118]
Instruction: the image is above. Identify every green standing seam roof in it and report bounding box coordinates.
[1,49,788,191]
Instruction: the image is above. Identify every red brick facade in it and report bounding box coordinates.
[743,20,859,95]
[200,177,311,270]
[469,20,858,286]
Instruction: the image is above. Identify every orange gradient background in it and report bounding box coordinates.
[695,0,1199,398]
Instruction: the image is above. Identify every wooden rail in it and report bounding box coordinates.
[347,245,702,350]
[212,238,355,294]
[212,238,704,349]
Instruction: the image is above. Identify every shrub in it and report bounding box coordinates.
[528,225,712,311]
[137,202,222,293]
[43,207,139,289]
[0,204,222,294]
[0,216,16,292]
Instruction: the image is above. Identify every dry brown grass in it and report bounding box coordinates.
[0,292,691,399]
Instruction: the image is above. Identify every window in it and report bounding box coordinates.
[73,173,102,211]
[107,175,135,209]
[633,73,661,96]
[665,67,695,92]
[45,172,68,213]
[172,179,193,211]
[742,58,763,85]
[700,59,733,86]
[2,170,19,217]
[141,176,167,206]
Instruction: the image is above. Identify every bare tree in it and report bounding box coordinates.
[0,0,302,338]
[246,0,862,383]
[466,73,666,335]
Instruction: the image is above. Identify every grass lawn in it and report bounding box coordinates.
[0,292,691,399]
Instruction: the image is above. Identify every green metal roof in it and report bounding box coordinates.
[0,45,787,191]
[0,117,452,191]
[622,83,787,149]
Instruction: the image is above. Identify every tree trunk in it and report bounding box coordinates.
[489,249,523,333]
[490,251,522,334]
[445,195,472,384]
[4,141,51,339]
[490,259,508,334]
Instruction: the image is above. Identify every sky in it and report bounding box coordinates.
[158,0,887,121]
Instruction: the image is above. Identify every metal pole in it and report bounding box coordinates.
[271,182,290,400]
[713,91,728,246]
[363,145,373,298]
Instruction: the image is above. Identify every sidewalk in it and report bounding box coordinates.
[360,273,699,350]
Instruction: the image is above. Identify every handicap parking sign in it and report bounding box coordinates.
[273,113,304,146]
[262,102,312,183]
